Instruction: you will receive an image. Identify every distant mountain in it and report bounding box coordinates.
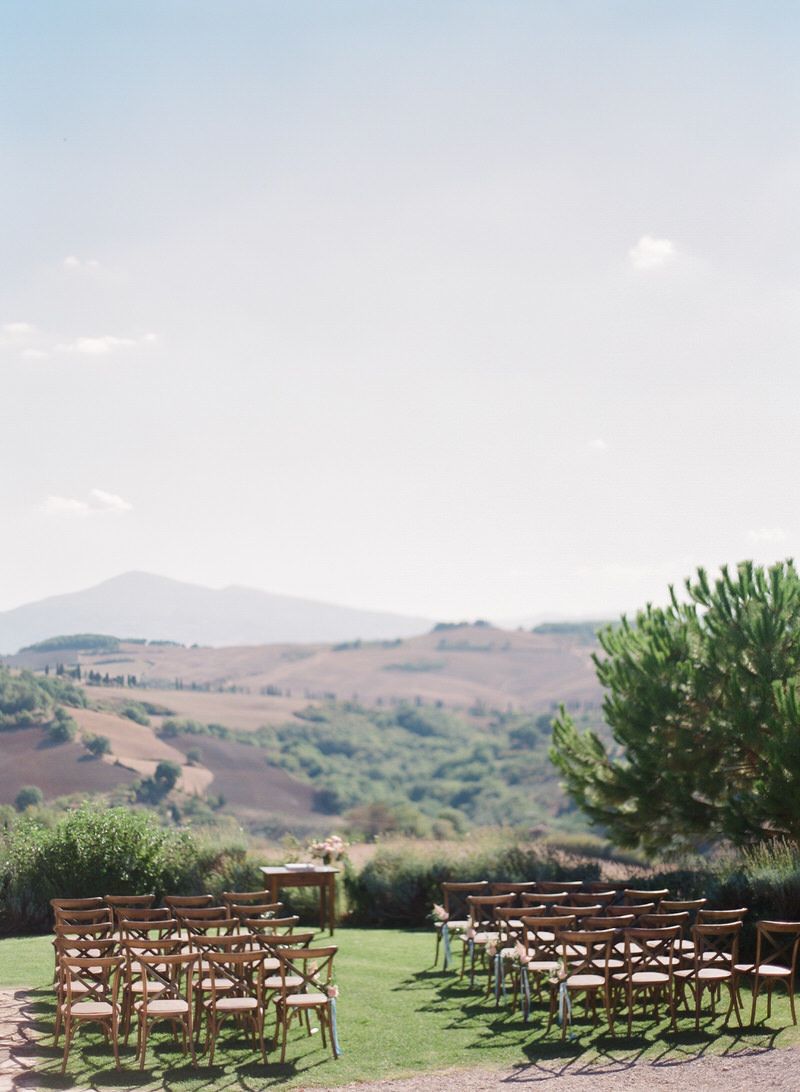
[0,572,433,654]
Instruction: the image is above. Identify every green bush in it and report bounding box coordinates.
[14,786,43,812]
[120,703,151,726]
[83,734,112,757]
[46,707,77,744]
[344,842,599,927]
[0,806,199,930]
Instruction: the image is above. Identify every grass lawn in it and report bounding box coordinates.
[2,929,799,1090]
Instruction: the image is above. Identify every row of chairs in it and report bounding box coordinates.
[50,892,341,1073]
[433,881,800,1038]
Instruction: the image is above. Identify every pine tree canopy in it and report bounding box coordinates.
[550,560,800,854]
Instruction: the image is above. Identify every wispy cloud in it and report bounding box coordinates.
[588,438,608,452]
[63,255,102,271]
[2,322,35,336]
[40,489,133,516]
[629,235,676,271]
[56,333,156,356]
[748,527,787,544]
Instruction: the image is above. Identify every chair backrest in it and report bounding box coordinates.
[180,916,237,938]
[661,898,707,915]
[188,933,254,956]
[490,882,538,896]
[623,888,669,907]
[221,889,274,908]
[228,901,283,922]
[608,902,654,919]
[697,907,748,924]
[568,891,615,907]
[466,894,515,926]
[243,914,299,934]
[175,905,228,921]
[55,936,117,961]
[118,916,179,941]
[251,929,317,954]
[133,950,196,1010]
[753,921,800,975]
[640,911,690,934]
[61,955,123,1004]
[552,904,601,920]
[53,906,113,928]
[441,881,489,920]
[624,926,681,972]
[274,945,337,995]
[583,914,634,930]
[115,906,172,923]
[50,897,105,927]
[204,950,269,1002]
[104,894,156,923]
[558,929,615,979]
[537,880,583,893]
[522,892,567,909]
[585,880,629,894]
[164,894,215,911]
[53,922,114,943]
[692,922,742,969]
[520,914,574,962]
[122,937,183,965]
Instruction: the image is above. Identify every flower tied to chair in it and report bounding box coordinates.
[432,904,451,970]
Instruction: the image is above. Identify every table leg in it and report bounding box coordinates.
[329,875,335,935]
[319,883,326,935]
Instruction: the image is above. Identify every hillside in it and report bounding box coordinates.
[0,623,605,835]
[0,571,432,653]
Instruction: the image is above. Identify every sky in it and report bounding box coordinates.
[2,1,800,623]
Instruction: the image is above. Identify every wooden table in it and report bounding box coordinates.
[260,865,340,935]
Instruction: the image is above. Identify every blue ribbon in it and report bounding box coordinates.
[329,996,342,1056]
[468,938,474,966]
[558,980,573,1031]
[442,922,451,971]
[521,965,531,1023]
[494,953,507,1004]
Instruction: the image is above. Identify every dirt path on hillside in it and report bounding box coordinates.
[3,986,799,1091]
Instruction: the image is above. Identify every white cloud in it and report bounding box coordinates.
[22,348,49,360]
[748,527,787,544]
[588,438,608,452]
[40,489,133,516]
[63,255,101,271]
[2,322,35,336]
[629,235,676,271]
[56,335,137,355]
[89,488,133,512]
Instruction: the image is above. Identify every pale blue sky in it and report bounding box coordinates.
[2,2,799,621]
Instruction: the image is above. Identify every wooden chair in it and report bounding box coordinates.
[202,951,269,1064]
[433,881,489,969]
[734,920,800,1025]
[50,897,105,926]
[519,914,574,1009]
[569,890,616,908]
[697,907,748,924]
[242,914,299,936]
[463,894,515,986]
[547,929,616,1039]
[186,932,255,1047]
[607,902,655,921]
[661,898,707,953]
[104,894,156,929]
[53,906,112,929]
[675,922,743,1030]
[537,880,583,893]
[615,926,680,1035]
[51,921,114,982]
[221,889,279,913]
[521,892,569,910]
[118,912,177,942]
[228,902,284,928]
[491,881,538,896]
[132,950,198,1069]
[623,888,669,908]
[58,955,123,1073]
[121,938,183,1046]
[53,937,117,1045]
[176,908,237,939]
[274,945,340,1062]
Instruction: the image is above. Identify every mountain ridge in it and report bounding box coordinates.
[0,571,433,654]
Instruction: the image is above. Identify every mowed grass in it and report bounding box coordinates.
[3,930,800,1090]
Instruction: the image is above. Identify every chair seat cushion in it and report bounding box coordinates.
[282,992,328,1007]
[735,962,790,977]
[198,977,234,991]
[263,975,303,990]
[66,1001,114,1016]
[135,999,189,1014]
[630,971,669,985]
[129,980,167,994]
[566,973,604,988]
[527,960,558,972]
[213,996,259,1012]
[696,967,731,981]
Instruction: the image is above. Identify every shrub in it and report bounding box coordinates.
[14,786,43,812]
[46,707,77,744]
[83,734,112,758]
[120,703,151,726]
[0,805,200,931]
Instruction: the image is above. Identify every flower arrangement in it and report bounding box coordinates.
[308,834,348,865]
[431,903,449,923]
[511,940,531,967]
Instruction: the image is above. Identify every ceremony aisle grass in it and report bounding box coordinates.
[2,930,799,1090]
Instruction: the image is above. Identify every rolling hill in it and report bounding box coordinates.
[0,571,432,654]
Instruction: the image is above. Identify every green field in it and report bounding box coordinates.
[3,930,800,1090]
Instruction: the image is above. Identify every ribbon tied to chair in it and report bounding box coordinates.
[557,979,573,1031]
[442,922,451,970]
[521,965,531,1023]
[329,996,343,1055]
[493,953,507,1003]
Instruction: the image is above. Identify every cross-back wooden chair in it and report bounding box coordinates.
[661,899,707,953]
[537,880,583,894]
[463,894,515,986]
[491,881,538,896]
[228,901,284,928]
[547,929,616,1039]
[697,907,748,924]
[176,909,236,939]
[615,925,681,1035]
[51,921,114,982]
[675,922,744,1030]
[242,914,299,937]
[53,906,113,929]
[59,954,123,1073]
[274,945,340,1063]
[53,937,117,1045]
[186,931,255,1044]
[734,920,800,1025]
[132,950,198,1069]
[433,880,489,968]
[104,894,156,930]
[121,938,183,1046]
[50,897,105,926]
[221,889,279,914]
[202,950,269,1064]
[608,902,655,921]
[519,914,575,1005]
[521,892,568,911]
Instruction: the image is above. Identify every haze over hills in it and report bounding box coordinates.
[0,571,433,654]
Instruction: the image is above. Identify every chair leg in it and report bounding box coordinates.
[279,1009,288,1064]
